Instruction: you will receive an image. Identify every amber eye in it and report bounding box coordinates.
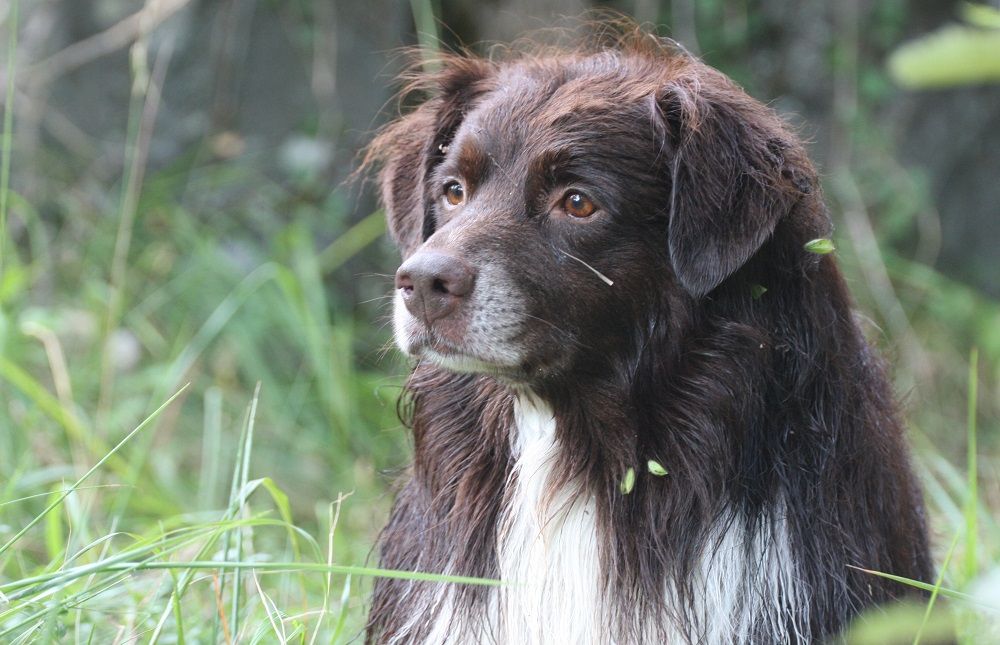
[562,191,596,218]
[444,181,465,207]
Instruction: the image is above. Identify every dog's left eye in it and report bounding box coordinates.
[444,181,465,207]
[562,191,596,218]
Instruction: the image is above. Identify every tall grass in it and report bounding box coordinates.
[0,7,420,631]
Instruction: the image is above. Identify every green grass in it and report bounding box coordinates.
[0,154,430,638]
[0,78,417,635]
[0,4,997,644]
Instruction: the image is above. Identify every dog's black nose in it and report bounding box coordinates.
[395,251,477,323]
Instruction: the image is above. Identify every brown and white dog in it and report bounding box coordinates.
[364,25,933,644]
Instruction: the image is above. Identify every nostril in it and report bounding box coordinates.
[395,271,415,295]
[431,278,449,294]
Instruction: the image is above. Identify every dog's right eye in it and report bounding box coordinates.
[562,191,596,218]
[443,181,465,207]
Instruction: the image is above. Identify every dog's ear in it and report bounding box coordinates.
[366,57,494,257]
[657,70,815,297]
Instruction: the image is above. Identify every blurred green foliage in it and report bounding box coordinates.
[889,3,1000,88]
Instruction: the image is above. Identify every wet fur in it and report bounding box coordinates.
[364,25,933,644]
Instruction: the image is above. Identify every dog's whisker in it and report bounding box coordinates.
[515,313,560,333]
[374,338,399,363]
[557,249,614,286]
[360,293,397,305]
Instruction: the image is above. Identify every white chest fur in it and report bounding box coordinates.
[396,395,806,644]
[494,395,608,643]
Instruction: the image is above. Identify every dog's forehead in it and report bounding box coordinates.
[455,56,656,158]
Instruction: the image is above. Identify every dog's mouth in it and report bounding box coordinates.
[407,333,528,380]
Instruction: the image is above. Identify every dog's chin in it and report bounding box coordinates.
[422,346,511,375]
[397,331,532,383]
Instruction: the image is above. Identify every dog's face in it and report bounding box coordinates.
[373,45,818,385]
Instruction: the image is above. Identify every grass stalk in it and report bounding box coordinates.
[1,559,504,598]
[964,348,978,582]
[0,0,17,277]
[913,532,960,645]
[96,34,174,429]
[230,382,261,641]
[409,0,441,71]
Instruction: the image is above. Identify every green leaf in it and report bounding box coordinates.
[888,26,1000,88]
[804,238,836,254]
[963,2,1000,29]
[647,460,668,476]
[750,284,768,300]
[620,467,636,495]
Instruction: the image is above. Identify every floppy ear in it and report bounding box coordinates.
[366,57,494,257]
[658,70,815,297]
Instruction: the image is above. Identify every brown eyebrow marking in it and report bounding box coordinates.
[455,140,491,185]
[524,148,575,204]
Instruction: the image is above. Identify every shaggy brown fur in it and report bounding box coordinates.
[364,23,933,644]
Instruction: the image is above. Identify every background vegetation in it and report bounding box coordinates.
[0,0,997,642]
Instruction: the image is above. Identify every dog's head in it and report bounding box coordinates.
[368,32,827,385]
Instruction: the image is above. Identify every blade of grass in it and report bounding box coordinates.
[169,569,186,645]
[914,531,960,645]
[2,559,505,595]
[330,574,352,643]
[251,570,285,642]
[0,0,17,277]
[0,385,188,559]
[316,209,387,274]
[96,33,174,429]
[310,497,343,645]
[0,484,126,508]
[230,382,261,642]
[43,486,65,563]
[964,347,978,583]
[215,385,262,643]
[198,386,224,510]
[409,0,441,72]
[847,565,994,611]
[10,624,39,644]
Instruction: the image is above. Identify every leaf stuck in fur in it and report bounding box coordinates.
[620,467,636,494]
[750,284,768,300]
[804,238,835,254]
[647,460,668,476]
